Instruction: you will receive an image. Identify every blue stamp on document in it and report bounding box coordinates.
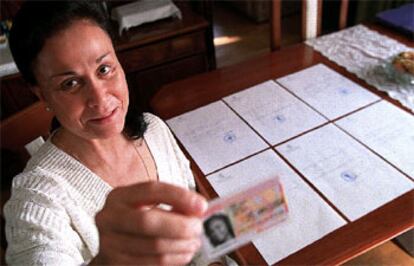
[285,144,299,152]
[340,171,357,182]
[273,114,286,123]
[223,131,237,143]
[216,173,232,182]
[338,88,351,95]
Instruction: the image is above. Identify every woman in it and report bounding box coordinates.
[4,1,230,265]
[204,214,235,248]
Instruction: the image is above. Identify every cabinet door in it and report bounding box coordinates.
[126,54,207,112]
[117,31,206,73]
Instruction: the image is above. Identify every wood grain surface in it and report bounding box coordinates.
[151,23,414,265]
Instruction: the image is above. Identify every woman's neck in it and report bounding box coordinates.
[52,127,156,188]
[52,127,132,166]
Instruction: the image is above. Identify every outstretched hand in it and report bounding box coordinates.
[91,182,208,265]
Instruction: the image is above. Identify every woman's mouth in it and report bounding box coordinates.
[89,107,118,124]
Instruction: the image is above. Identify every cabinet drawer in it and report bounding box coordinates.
[117,31,206,73]
[127,54,208,112]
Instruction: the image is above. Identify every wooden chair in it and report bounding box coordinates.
[270,0,349,51]
[1,101,53,159]
[1,101,53,260]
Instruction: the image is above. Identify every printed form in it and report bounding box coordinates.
[167,101,267,174]
[277,124,414,221]
[207,150,346,265]
[336,101,414,178]
[223,80,327,145]
[277,64,380,120]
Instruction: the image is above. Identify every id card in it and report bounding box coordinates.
[201,178,288,259]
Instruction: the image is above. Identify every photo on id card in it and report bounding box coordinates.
[201,178,288,259]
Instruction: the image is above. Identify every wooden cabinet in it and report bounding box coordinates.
[114,1,215,112]
[117,31,206,73]
[0,1,215,119]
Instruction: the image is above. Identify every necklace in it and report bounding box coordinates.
[133,139,151,182]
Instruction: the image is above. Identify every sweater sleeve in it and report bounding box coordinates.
[4,173,86,266]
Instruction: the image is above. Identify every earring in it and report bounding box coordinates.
[45,107,51,112]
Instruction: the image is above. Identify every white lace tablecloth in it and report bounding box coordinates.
[306,25,414,111]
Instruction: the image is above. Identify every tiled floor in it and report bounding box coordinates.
[212,3,414,265]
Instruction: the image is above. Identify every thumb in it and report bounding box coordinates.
[110,181,208,216]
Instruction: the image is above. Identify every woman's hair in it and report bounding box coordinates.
[203,213,235,247]
[9,0,147,139]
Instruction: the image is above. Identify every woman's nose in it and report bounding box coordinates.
[86,78,107,109]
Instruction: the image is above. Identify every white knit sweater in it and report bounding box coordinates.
[4,113,196,265]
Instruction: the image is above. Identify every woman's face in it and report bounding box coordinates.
[33,19,129,140]
[209,219,229,243]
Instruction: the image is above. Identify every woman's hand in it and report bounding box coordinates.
[90,182,208,265]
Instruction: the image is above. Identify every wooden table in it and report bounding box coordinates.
[150,24,414,265]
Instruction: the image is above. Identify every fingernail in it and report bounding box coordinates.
[199,198,208,213]
[191,194,208,214]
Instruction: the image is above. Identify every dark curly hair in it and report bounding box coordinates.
[203,213,235,247]
[9,0,147,139]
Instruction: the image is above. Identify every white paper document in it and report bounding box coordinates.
[277,64,380,120]
[207,150,346,265]
[223,80,327,145]
[277,124,414,221]
[336,101,414,178]
[167,101,267,174]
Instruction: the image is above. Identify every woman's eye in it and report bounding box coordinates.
[98,65,111,75]
[61,79,80,90]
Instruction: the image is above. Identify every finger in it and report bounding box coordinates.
[102,232,201,256]
[112,206,203,238]
[109,182,207,215]
[128,237,202,255]
[94,251,195,266]
[133,252,195,266]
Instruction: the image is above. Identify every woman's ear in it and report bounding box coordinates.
[31,85,45,101]
[31,85,51,111]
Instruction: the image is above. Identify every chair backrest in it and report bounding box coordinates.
[0,101,53,161]
[271,0,349,51]
[0,100,53,262]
